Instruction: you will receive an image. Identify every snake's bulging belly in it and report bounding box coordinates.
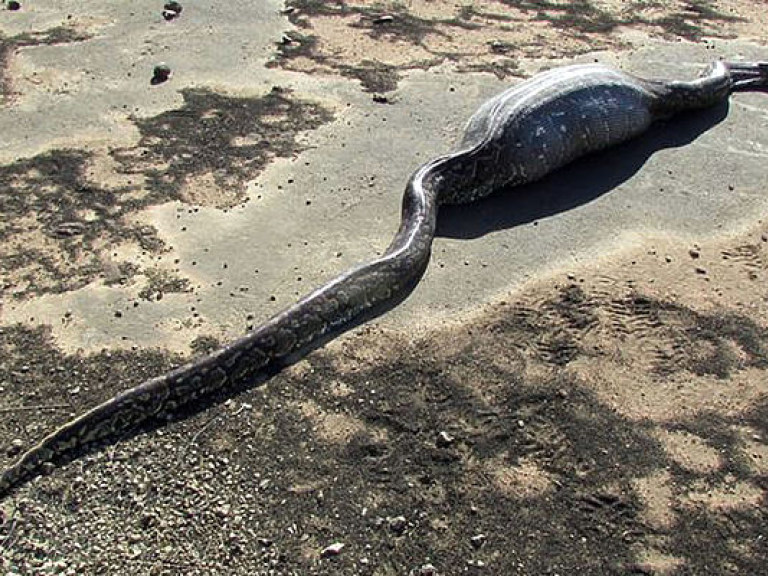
[438,65,656,204]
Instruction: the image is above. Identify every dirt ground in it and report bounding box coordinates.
[1,1,768,575]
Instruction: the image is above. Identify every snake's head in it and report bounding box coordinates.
[723,61,768,91]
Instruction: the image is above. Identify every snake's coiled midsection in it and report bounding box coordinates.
[2,59,764,498]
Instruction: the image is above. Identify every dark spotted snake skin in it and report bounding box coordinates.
[1,60,766,497]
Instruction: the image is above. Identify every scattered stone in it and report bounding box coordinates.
[163,1,182,20]
[695,267,707,275]
[7,438,24,457]
[373,94,390,104]
[470,533,487,549]
[436,431,455,448]
[151,63,172,84]
[689,248,700,259]
[664,255,673,263]
[7,1,21,10]
[761,234,767,243]
[373,14,394,24]
[388,515,407,535]
[320,542,345,558]
[54,221,85,237]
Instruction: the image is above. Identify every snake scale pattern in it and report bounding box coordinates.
[1,59,766,497]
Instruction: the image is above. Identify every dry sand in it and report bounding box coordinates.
[1,1,767,574]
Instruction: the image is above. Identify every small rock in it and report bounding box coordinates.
[7,438,24,457]
[436,431,455,448]
[163,1,182,20]
[54,221,85,237]
[7,1,21,10]
[470,533,487,549]
[695,267,707,275]
[761,234,767,243]
[151,63,172,84]
[689,248,700,259]
[372,94,390,104]
[388,515,407,535]
[664,255,672,263]
[373,14,394,24]
[320,542,345,558]
[416,564,438,576]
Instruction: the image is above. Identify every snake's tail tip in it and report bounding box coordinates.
[722,60,768,90]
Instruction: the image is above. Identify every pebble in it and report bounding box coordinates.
[7,438,24,457]
[163,1,182,20]
[470,533,487,549]
[688,248,700,259]
[152,63,172,84]
[436,430,455,447]
[373,14,394,24]
[388,515,407,535]
[7,1,21,10]
[320,542,345,557]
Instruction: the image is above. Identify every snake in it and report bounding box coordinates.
[1,59,766,498]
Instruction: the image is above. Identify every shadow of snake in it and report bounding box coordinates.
[1,59,766,497]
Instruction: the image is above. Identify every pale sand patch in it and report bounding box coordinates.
[733,426,768,476]
[297,398,387,445]
[683,475,764,511]
[83,149,147,194]
[178,171,245,209]
[485,453,554,499]
[653,429,722,474]
[575,364,767,423]
[633,547,686,575]
[632,470,677,530]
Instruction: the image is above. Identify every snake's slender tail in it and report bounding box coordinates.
[0,172,442,499]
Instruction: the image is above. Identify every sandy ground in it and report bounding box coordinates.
[1,1,768,574]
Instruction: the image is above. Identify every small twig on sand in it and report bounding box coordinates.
[189,414,224,445]
[0,404,70,414]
